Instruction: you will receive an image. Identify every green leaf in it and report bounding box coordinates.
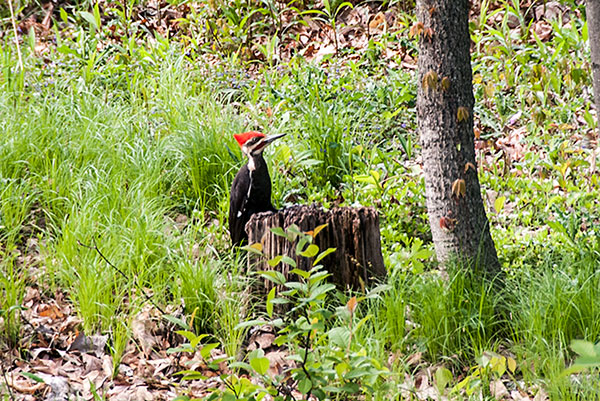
[181,372,209,381]
[571,340,598,357]
[287,354,305,363]
[489,355,506,377]
[228,361,252,371]
[21,372,44,383]
[257,270,287,285]
[290,268,310,279]
[273,334,288,346]
[328,326,350,348]
[308,270,330,285]
[298,378,312,394]
[573,356,600,368]
[296,237,309,255]
[281,255,297,268]
[353,315,372,333]
[314,247,336,265]
[354,174,377,185]
[287,224,303,238]
[547,220,573,243]
[270,227,287,237]
[584,110,595,128]
[494,196,506,213]
[174,370,208,380]
[166,346,193,354]
[279,289,298,297]
[241,243,263,255]
[270,297,290,305]
[239,8,261,29]
[250,356,270,375]
[334,362,349,380]
[344,368,370,379]
[507,357,517,373]
[300,244,319,258]
[339,382,360,393]
[175,330,202,343]
[56,45,79,57]
[284,282,306,291]
[364,284,390,299]
[92,2,101,29]
[200,343,219,359]
[266,287,275,317]
[434,367,453,393]
[267,255,283,267]
[306,283,335,300]
[163,314,189,330]
[59,7,69,23]
[79,11,98,30]
[562,364,586,376]
[336,1,354,14]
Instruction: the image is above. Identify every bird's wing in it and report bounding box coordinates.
[229,166,250,246]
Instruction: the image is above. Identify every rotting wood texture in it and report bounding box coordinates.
[245,204,386,290]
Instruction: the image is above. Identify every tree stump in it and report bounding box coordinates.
[245,204,386,290]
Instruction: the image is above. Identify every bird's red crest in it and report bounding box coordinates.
[234,131,265,147]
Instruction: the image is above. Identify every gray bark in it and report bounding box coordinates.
[416,0,500,274]
[587,0,600,123]
[246,205,386,290]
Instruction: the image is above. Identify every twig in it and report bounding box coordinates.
[77,238,167,315]
[19,309,43,348]
[300,310,313,398]
[0,353,16,401]
[222,377,239,397]
[276,381,297,401]
[7,0,24,73]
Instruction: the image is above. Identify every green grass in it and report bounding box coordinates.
[1,1,600,398]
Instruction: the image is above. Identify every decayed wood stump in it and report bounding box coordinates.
[245,204,386,290]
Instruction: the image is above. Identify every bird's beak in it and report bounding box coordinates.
[257,133,286,150]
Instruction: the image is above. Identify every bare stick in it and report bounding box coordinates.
[0,355,15,401]
[78,238,167,316]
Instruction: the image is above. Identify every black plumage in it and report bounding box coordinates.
[229,154,276,246]
[228,132,285,246]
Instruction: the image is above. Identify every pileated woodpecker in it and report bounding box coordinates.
[229,131,286,246]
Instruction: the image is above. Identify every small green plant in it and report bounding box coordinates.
[173,225,388,400]
[451,351,517,398]
[309,0,353,55]
[0,247,26,347]
[564,340,600,374]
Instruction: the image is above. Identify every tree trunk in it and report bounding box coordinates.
[587,0,600,126]
[415,0,500,274]
[245,205,386,290]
